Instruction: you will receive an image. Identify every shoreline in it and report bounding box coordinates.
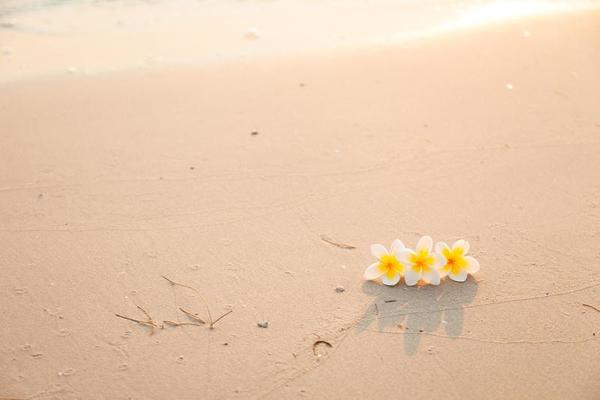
[1,5,600,400]
[1,1,600,83]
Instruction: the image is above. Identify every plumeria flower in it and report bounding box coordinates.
[363,239,406,286]
[398,236,441,286]
[435,239,480,282]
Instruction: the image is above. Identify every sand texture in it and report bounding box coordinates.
[1,7,600,400]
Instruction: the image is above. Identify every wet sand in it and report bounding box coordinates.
[1,4,600,400]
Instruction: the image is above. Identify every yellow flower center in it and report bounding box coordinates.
[377,254,404,279]
[409,249,434,273]
[441,247,468,275]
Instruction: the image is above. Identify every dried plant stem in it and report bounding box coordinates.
[582,303,600,313]
[115,304,162,332]
[163,320,203,327]
[161,275,213,323]
[114,314,154,327]
[209,310,233,329]
[162,275,233,329]
[161,275,199,294]
[179,307,206,324]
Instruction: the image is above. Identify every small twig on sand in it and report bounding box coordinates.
[136,305,153,322]
[320,234,356,250]
[114,314,153,327]
[209,310,233,329]
[179,307,206,324]
[582,303,600,313]
[180,307,233,329]
[161,275,213,324]
[312,340,333,356]
[115,305,163,332]
[162,275,233,329]
[163,320,203,327]
[161,275,200,295]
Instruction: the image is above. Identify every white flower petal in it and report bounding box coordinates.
[363,262,384,280]
[390,239,405,255]
[438,264,449,278]
[465,256,480,274]
[435,241,449,254]
[382,273,401,286]
[453,239,470,255]
[423,269,441,285]
[398,249,414,265]
[404,267,420,286]
[434,253,447,268]
[416,235,433,253]
[370,244,388,260]
[449,269,468,282]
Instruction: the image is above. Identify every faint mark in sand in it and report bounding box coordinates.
[365,280,600,322]
[364,328,599,345]
[582,303,600,313]
[56,328,70,337]
[13,287,28,295]
[319,234,356,250]
[244,27,261,40]
[57,368,75,377]
[219,238,233,246]
[2,386,72,400]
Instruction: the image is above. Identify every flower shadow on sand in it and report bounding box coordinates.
[356,279,478,355]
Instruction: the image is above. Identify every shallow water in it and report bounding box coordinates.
[1,0,599,81]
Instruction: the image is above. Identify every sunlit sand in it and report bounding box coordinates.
[1,1,599,399]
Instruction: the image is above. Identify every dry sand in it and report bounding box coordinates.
[1,3,600,399]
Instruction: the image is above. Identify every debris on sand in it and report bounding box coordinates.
[244,27,261,40]
[320,234,356,250]
[115,305,163,332]
[582,303,600,313]
[312,340,332,356]
[162,275,234,328]
[179,307,206,324]
[257,321,269,328]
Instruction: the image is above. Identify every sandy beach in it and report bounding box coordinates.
[1,1,600,399]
